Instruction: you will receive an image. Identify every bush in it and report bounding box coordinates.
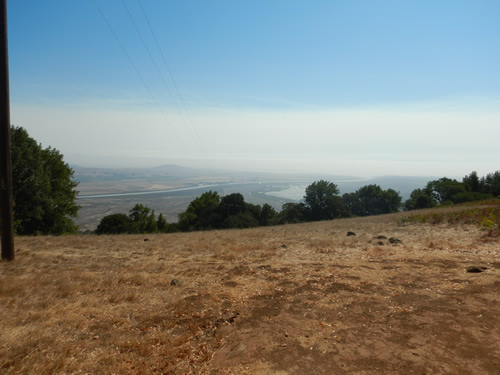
[451,192,493,204]
[96,214,134,234]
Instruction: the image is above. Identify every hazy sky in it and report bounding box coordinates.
[8,0,500,177]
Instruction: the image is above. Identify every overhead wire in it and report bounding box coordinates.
[136,0,214,171]
[120,0,210,171]
[92,0,193,167]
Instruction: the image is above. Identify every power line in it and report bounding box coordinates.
[92,0,191,162]
[121,0,176,107]
[121,0,205,167]
[136,0,213,170]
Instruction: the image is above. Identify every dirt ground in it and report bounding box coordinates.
[1,213,499,374]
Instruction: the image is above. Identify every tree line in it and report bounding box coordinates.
[96,172,500,234]
[404,171,500,210]
[96,180,404,234]
[9,125,500,235]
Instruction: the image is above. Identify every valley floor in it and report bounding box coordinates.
[1,213,499,374]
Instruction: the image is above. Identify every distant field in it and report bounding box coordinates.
[73,165,320,230]
[76,181,305,231]
[74,166,434,231]
[1,205,499,374]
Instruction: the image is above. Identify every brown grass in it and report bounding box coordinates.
[1,210,499,374]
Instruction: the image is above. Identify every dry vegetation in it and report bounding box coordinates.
[1,206,499,374]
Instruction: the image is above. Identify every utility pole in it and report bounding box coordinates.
[0,0,14,261]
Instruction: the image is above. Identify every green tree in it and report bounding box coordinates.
[11,126,79,234]
[404,187,436,210]
[344,184,401,216]
[304,180,349,221]
[218,194,262,229]
[219,193,246,218]
[259,203,277,226]
[177,211,196,231]
[96,213,134,234]
[245,202,262,223]
[128,204,152,233]
[384,188,403,213]
[481,171,500,196]
[463,171,480,193]
[145,209,158,233]
[427,178,465,204]
[178,191,221,231]
[276,202,309,224]
[157,213,168,232]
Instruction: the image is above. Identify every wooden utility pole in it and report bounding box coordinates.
[0,0,14,261]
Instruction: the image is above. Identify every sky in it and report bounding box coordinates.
[7,0,500,177]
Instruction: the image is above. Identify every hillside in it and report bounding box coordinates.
[1,207,499,374]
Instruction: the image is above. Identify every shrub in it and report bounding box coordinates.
[96,214,134,234]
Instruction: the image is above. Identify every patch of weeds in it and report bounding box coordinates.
[429,213,444,224]
[399,201,500,231]
[399,214,427,225]
[480,218,496,231]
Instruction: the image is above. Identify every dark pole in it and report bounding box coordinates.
[0,0,14,261]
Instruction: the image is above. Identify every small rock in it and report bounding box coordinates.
[375,235,387,240]
[389,237,402,244]
[281,244,288,249]
[347,231,356,236]
[170,279,181,286]
[466,266,488,273]
[227,313,239,323]
[144,238,150,242]
[377,241,385,246]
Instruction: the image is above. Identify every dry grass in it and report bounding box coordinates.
[1,209,499,374]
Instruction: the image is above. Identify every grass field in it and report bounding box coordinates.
[1,203,499,374]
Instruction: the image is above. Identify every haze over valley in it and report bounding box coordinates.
[8,1,500,183]
[74,164,435,231]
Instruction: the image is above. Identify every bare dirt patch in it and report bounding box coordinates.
[1,214,499,374]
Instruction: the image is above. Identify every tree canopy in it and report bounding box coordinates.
[11,126,79,235]
[479,171,500,196]
[403,187,436,210]
[304,180,349,220]
[95,213,134,235]
[129,204,158,233]
[178,191,222,231]
[343,184,402,216]
[96,204,169,234]
[177,192,267,231]
[404,171,497,209]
